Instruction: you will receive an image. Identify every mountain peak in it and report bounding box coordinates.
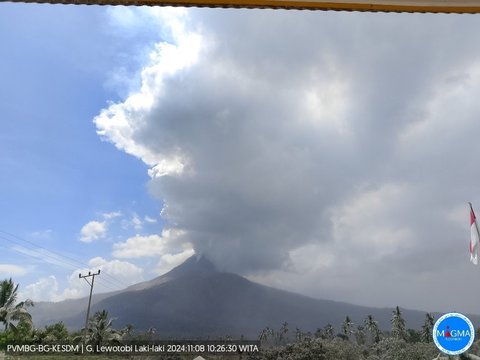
[166,254,217,278]
[125,254,217,292]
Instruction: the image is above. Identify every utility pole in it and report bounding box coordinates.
[79,270,100,345]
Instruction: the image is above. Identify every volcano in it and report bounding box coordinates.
[30,255,468,338]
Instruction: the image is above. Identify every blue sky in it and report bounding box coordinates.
[0,4,176,300]
[3,4,480,315]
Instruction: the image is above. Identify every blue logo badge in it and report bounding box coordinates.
[433,313,475,355]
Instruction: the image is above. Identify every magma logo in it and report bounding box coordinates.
[433,313,475,355]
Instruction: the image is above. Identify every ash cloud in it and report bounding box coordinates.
[96,9,480,312]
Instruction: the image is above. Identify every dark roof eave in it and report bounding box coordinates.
[4,0,480,13]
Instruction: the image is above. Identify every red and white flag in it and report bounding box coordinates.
[470,202,479,265]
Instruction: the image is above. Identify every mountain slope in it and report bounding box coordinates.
[31,255,478,338]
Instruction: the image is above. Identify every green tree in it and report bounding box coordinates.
[84,310,121,349]
[355,325,366,345]
[259,327,270,345]
[278,321,289,344]
[0,278,34,332]
[259,326,276,347]
[365,314,382,344]
[420,313,434,343]
[323,323,335,340]
[295,327,307,342]
[121,323,134,340]
[341,316,354,341]
[144,326,157,341]
[406,328,421,343]
[371,337,437,360]
[391,306,407,340]
[314,327,323,339]
[40,322,69,342]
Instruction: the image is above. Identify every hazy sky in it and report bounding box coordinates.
[2,3,480,315]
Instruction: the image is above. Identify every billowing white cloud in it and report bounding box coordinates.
[80,220,107,243]
[20,276,60,302]
[66,257,143,298]
[87,256,144,280]
[112,229,187,258]
[79,211,122,242]
[95,8,202,175]
[30,258,145,302]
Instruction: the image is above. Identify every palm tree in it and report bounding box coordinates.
[365,314,381,343]
[323,323,335,340]
[259,327,270,345]
[278,321,289,344]
[355,325,366,345]
[121,323,134,340]
[146,326,156,340]
[420,313,434,343]
[391,306,407,340]
[295,327,305,342]
[341,316,354,341]
[85,310,121,348]
[0,278,34,332]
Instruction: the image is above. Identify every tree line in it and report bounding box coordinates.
[253,307,444,359]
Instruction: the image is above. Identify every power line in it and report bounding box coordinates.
[2,241,119,293]
[0,229,128,289]
[0,230,130,291]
